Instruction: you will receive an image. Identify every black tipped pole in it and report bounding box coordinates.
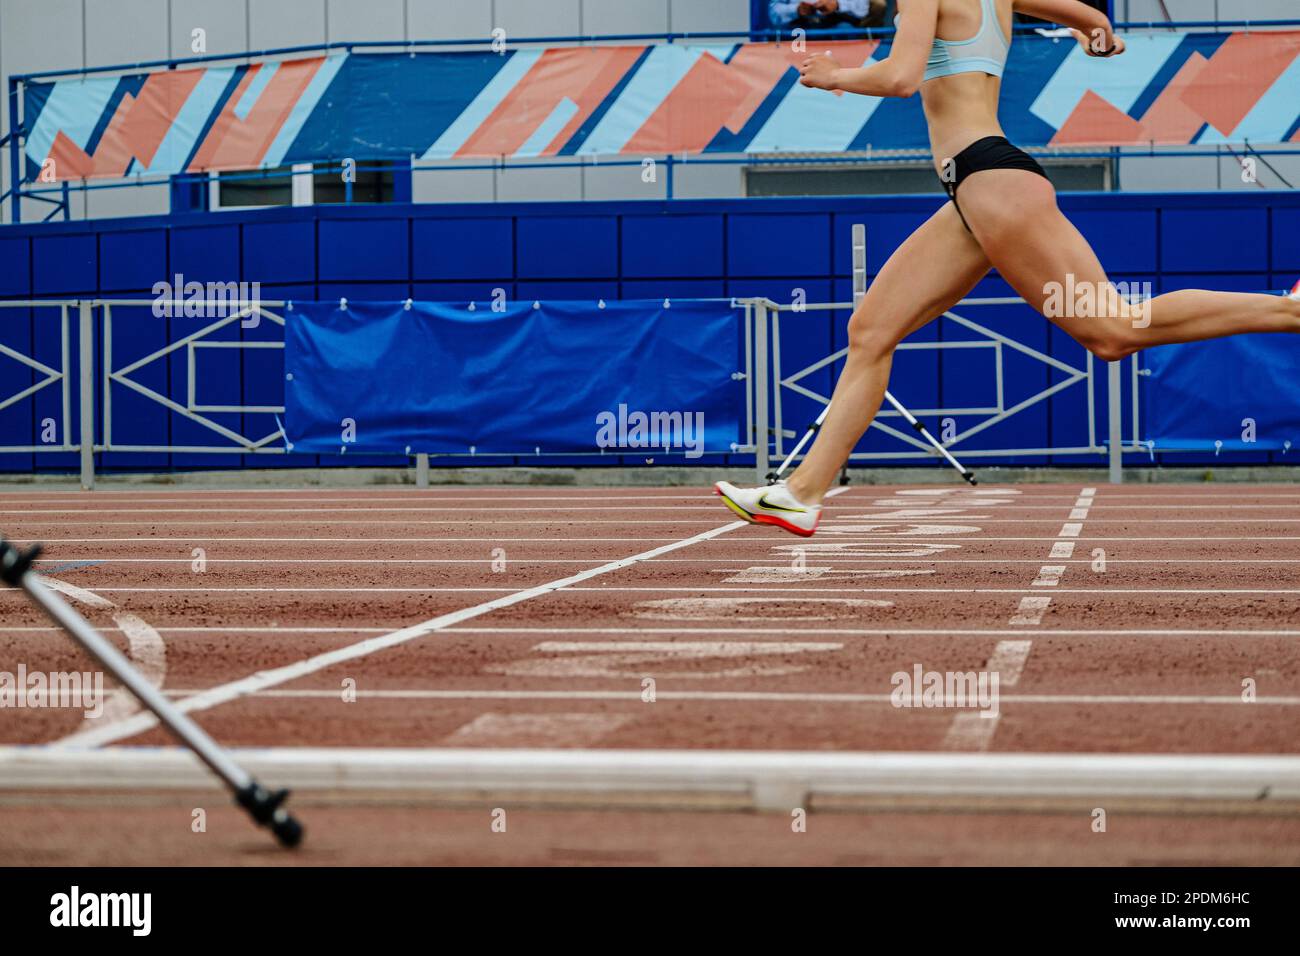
[881,392,978,486]
[766,393,977,486]
[0,536,304,848]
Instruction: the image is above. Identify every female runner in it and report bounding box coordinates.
[716,0,1300,536]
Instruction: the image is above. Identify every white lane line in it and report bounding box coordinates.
[441,712,632,748]
[153,688,1300,706]
[27,556,1300,565]
[14,517,1300,525]
[15,496,1300,512]
[1058,523,1083,537]
[12,537,693,544]
[1032,566,1066,587]
[49,519,749,750]
[17,535,1300,543]
[16,506,733,515]
[16,585,1298,594]
[1080,488,1096,496]
[437,626,1300,637]
[1010,596,1053,626]
[1068,508,1090,520]
[8,626,1300,637]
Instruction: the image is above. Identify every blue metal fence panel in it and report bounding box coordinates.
[1,190,1298,473]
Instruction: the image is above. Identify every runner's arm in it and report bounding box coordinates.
[1015,0,1125,56]
[799,0,937,98]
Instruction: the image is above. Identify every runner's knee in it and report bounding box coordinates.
[846,306,906,362]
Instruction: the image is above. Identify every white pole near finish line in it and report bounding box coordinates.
[0,537,305,848]
[1107,360,1124,483]
[768,224,976,485]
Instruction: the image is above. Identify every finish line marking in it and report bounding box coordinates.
[49,519,749,749]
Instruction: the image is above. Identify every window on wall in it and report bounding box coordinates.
[209,163,398,209]
[211,165,297,208]
[313,166,395,205]
[744,157,1114,197]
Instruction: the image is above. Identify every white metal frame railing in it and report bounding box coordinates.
[737,223,1146,482]
[2,289,1146,489]
[739,296,1143,484]
[100,300,290,458]
[0,299,291,489]
[0,301,75,454]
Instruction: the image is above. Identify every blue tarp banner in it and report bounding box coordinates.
[1142,335,1300,452]
[284,300,744,457]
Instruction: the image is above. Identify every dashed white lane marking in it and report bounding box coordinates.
[954,488,1093,748]
[440,712,632,748]
[987,640,1033,686]
[940,641,1034,752]
[716,566,934,583]
[492,641,842,679]
[1010,595,1053,626]
[941,713,999,751]
[532,641,842,653]
[629,597,893,621]
[1032,566,1066,587]
[50,519,750,750]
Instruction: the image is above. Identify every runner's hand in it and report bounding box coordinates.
[1070,27,1125,57]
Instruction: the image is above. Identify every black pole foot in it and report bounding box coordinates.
[236,783,304,848]
[0,539,42,587]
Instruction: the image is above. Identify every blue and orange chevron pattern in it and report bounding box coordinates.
[21,30,1300,181]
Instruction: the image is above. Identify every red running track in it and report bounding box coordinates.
[1,483,1297,864]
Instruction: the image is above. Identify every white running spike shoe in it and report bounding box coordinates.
[713,479,822,537]
[1288,278,1300,301]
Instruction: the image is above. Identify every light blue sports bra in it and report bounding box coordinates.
[896,0,1011,82]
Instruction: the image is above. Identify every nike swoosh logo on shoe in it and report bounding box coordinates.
[757,493,806,514]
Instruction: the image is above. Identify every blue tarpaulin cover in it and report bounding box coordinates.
[284,299,743,456]
[1142,334,1300,452]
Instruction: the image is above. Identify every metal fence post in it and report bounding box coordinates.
[78,300,95,490]
[852,223,867,307]
[1107,359,1123,484]
[754,299,770,482]
[415,452,429,488]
